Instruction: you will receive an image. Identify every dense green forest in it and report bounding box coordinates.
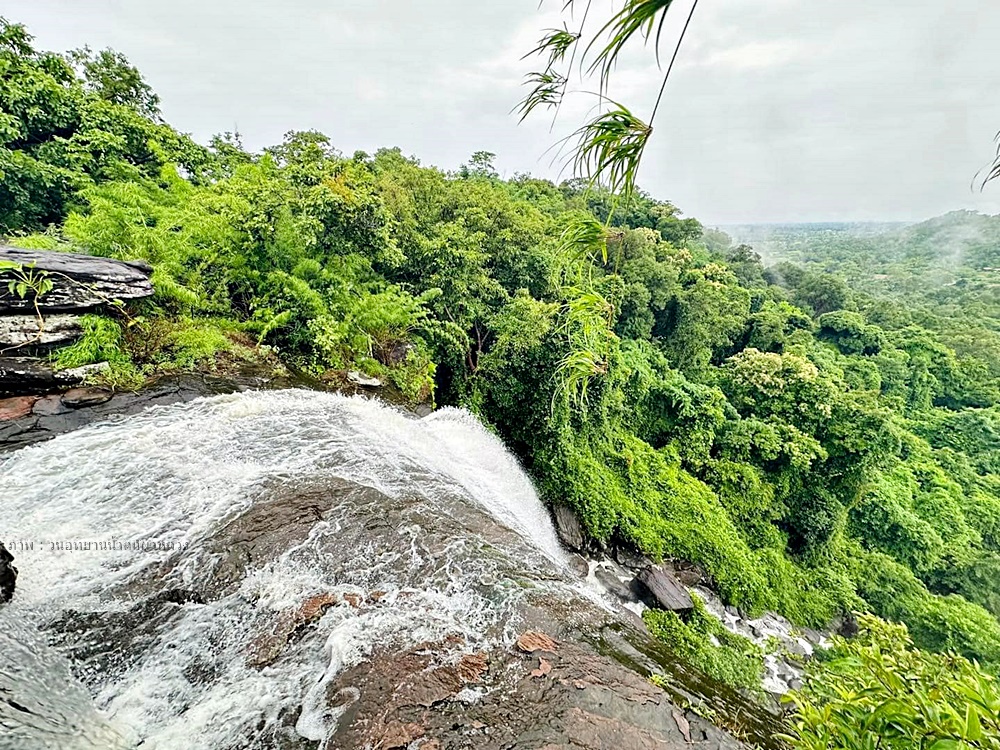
[5,18,1000,746]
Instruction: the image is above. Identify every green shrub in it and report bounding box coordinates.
[644,593,765,696]
[160,319,234,369]
[51,314,143,389]
[783,614,1000,750]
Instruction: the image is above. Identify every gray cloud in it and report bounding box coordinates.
[7,0,1000,223]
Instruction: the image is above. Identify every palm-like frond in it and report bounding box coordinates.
[569,103,652,201]
[553,285,617,408]
[517,26,581,123]
[520,0,701,208]
[515,70,568,122]
[587,0,675,91]
[524,26,580,67]
[558,213,608,263]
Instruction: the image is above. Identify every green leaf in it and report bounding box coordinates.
[965,704,983,741]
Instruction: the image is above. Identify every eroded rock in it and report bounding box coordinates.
[327,627,764,750]
[32,395,70,417]
[0,357,83,397]
[376,721,424,749]
[0,314,82,350]
[45,590,204,683]
[0,396,39,420]
[61,387,113,408]
[517,631,558,654]
[456,652,489,683]
[531,656,553,678]
[247,592,349,669]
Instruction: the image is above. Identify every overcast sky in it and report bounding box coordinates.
[8,0,1000,224]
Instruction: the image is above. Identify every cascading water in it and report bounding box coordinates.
[0,391,572,749]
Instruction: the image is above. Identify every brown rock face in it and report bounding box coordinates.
[247,593,344,669]
[456,652,489,683]
[376,721,424,749]
[517,630,559,654]
[0,396,38,421]
[324,626,768,750]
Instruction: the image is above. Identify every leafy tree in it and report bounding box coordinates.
[68,46,161,118]
[0,18,206,233]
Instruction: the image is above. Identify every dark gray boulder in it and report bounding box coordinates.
[0,246,153,313]
[377,340,415,367]
[613,544,653,571]
[0,542,16,603]
[553,505,585,551]
[637,565,694,613]
[671,559,712,588]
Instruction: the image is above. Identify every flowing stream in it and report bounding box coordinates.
[0,391,573,749]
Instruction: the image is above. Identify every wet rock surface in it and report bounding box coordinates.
[0,356,86,397]
[45,590,205,686]
[0,542,17,603]
[553,504,586,552]
[60,387,113,408]
[326,628,752,750]
[62,473,782,749]
[0,372,291,453]
[0,394,39,420]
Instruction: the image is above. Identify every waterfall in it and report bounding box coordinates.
[0,391,569,749]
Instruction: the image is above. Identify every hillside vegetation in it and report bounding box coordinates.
[5,19,1000,744]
